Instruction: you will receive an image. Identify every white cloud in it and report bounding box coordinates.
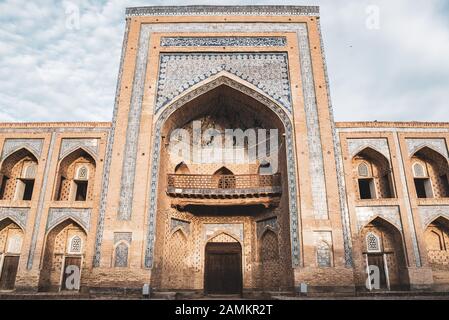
[0,0,448,122]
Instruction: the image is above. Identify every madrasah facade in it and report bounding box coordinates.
[1,6,449,297]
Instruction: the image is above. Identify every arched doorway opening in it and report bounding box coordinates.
[361,217,407,290]
[0,218,24,291]
[38,219,86,292]
[424,216,449,285]
[152,76,295,292]
[204,233,242,295]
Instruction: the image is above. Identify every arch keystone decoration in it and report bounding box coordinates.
[348,140,391,162]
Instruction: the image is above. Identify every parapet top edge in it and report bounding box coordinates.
[125,5,320,17]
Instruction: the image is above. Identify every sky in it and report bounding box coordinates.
[0,0,448,123]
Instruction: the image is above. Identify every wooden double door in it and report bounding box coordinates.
[204,242,242,295]
[0,255,20,291]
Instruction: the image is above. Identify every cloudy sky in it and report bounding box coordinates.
[1,0,448,122]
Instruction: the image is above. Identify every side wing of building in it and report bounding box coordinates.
[0,122,110,291]
[337,121,449,290]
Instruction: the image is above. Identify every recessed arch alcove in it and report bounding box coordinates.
[149,75,296,293]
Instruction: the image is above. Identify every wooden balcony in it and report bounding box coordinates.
[167,173,282,208]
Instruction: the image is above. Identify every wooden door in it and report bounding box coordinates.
[0,255,20,290]
[61,256,82,291]
[205,242,242,294]
[368,254,387,290]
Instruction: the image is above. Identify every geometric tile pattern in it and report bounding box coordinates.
[347,138,391,160]
[297,25,329,220]
[0,207,29,230]
[160,36,287,47]
[46,208,92,232]
[355,206,402,232]
[406,138,448,158]
[114,232,132,245]
[419,206,449,229]
[1,138,44,161]
[155,53,292,114]
[126,5,320,17]
[314,231,332,267]
[171,218,191,235]
[59,138,99,160]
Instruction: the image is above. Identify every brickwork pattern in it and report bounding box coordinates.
[425,221,449,272]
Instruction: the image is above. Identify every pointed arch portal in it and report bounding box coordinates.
[145,74,300,269]
[361,217,407,291]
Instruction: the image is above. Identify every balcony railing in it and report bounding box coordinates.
[167,173,282,200]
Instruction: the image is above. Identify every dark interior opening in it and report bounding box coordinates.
[75,181,88,201]
[22,179,35,201]
[414,178,429,198]
[359,178,374,199]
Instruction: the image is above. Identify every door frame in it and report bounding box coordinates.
[59,255,83,292]
[0,253,4,279]
[364,252,391,291]
[204,242,243,295]
[0,253,20,291]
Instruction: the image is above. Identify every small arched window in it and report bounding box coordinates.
[366,232,381,252]
[413,162,427,178]
[68,235,82,254]
[316,241,332,267]
[114,242,129,268]
[75,165,89,180]
[358,162,370,177]
[7,234,23,254]
[21,162,38,179]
